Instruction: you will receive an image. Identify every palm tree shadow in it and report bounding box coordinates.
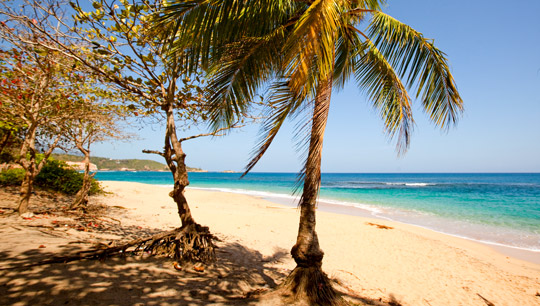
[0,239,289,305]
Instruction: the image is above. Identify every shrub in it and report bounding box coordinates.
[0,167,25,185]
[0,159,102,195]
[35,159,102,195]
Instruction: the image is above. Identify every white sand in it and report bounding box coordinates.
[1,181,539,305]
[102,181,540,305]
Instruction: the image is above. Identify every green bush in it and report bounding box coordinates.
[35,159,102,195]
[0,168,25,185]
[0,159,102,195]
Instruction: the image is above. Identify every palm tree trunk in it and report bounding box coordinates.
[276,77,346,305]
[291,76,332,267]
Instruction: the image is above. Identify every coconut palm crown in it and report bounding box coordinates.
[155,0,463,304]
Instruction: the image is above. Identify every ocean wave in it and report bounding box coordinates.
[322,182,437,189]
[385,182,435,187]
[322,181,540,190]
[188,186,298,200]
[188,186,540,252]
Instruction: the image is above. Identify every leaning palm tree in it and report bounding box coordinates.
[156,0,463,304]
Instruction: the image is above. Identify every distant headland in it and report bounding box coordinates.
[52,154,207,172]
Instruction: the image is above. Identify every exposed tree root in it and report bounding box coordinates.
[170,223,218,264]
[1,224,218,270]
[268,266,349,306]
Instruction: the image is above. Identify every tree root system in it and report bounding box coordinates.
[2,223,218,270]
[268,266,349,306]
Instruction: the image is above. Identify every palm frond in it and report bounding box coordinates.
[205,24,287,129]
[242,81,305,176]
[368,12,463,129]
[348,0,386,13]
[355,39,414,153]
[283,0,342,97]
[155,0,301,73]
[333,19,363,90]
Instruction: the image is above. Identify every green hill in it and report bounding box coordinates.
[52,154,205,172]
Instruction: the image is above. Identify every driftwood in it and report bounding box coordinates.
[366,222,394,230]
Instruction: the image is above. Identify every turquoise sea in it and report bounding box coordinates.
[96,172,540,252]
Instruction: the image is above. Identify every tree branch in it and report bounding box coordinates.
[142,149,165,157]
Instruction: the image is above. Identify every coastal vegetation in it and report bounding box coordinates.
[2,0,257,264]
[0,157,101,196]
[0,32,117,214]
[0,0,467,305]
[0,2,130,214]
[63,0,223,263]
[157,0,462,304]
[60,103,129,209]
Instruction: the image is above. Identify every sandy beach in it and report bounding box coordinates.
[1,181,539,305]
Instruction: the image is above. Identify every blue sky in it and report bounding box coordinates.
[92,0,540,173]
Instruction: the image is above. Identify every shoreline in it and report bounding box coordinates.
[2,180,539,305]
[187,185,540,265]
[100,181,540,305]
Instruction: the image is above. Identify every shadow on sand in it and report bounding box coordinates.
[0,239,402,306]
[0,239,288,305]
[0,188,402,305]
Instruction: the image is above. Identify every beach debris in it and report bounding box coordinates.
[20,212,35,219]
[365,222,393,230]
[477,293,495,306]
[193,263,204,272]
[535,291,539,297]
[38,245,46,248]
[173,261,182,271]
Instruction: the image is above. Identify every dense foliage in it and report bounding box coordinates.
[0,159,102,195]
[0,168,24,185]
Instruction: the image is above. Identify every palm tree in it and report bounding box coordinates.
[156,0,463,304]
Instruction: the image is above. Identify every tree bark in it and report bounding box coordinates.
[17,124,37,215]
[18,161,35,215]
[16,122,59,214]
[291,77,333,268]
[170,180,196,227]
[71,151,92,210]
[163,99,196,228]
[0,131,12,156]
